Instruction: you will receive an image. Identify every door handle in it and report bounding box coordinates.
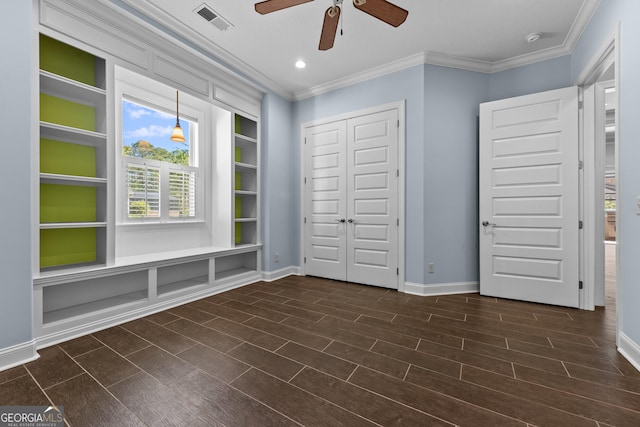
[348,218,355,224]
[482,220,496,227]
[336,218,346,223]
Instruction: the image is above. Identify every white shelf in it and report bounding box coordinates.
[215,267,254,281]
[40,121,107,147]
[40,173,107,186]
[235,133,257,144]
[43,290,147,325]
[40,70,106,107]
[235,190,257,196]
[158,276,209,296]
[235,218,257,223]
[40,222,107,230]
[235,162,257,170]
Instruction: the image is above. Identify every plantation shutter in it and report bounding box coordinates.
[168,169,197,218]
[127,164,160,218]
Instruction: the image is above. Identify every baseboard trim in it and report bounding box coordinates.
[262,266,301,282]
[0,340,39,372]
[618,332,640,373]
[404,281,479,297]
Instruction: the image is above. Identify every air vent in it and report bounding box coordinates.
[194,4,233,31]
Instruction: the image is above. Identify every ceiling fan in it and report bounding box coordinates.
[255,0,409,50]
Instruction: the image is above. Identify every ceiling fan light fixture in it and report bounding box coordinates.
[295,59,307,68]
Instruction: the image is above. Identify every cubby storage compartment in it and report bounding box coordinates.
[157,259,210,296]
[42,270,148,325]
[40,226,107,270]
[234,165,257,192]
[235,193,257,219]
[215,251,258,281]
[234,114,257,140]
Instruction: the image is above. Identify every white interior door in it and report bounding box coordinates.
[304,120,348,281]
[346,110,398,288]
[479,86,580,307]
[304,108,399,289]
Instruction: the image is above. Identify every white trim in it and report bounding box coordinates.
[618,333,640,373]
[294,54,427,101]
[300,101,405,291]
[574,24,620,337]
[262,266,301,282]
[404,281,479,297]
[0,340,39,372]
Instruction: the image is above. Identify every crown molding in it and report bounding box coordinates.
[103,0,601,102]
[110,0,292,100]
[293,53,427,101]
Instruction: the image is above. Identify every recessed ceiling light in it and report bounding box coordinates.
[526,32,542,43]
[295,60,306,69]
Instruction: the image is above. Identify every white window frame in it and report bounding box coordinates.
[115,68,209,225]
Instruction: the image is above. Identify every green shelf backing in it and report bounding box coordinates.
[235,222,242,245]
[235,171,242,190]
[40,228,97,268]
[40,34,96,87]
[234,114,242,134]
[235,146,242,162]
[41,184,96,223]
[41,138,96,177]
[40,94,96,131]
[235,196,242,219]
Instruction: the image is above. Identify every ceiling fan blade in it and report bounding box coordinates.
[319,6,341,51]
[255,0,314,15]
[352,0,408,27]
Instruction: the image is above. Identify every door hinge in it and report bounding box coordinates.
[396,169,399,177]
[579,220,583,229]
[304,257,307,263]
[304,177,307,184]
[579,281,584,290]
[304,138,307,144]
[396,268,399,275]
[397,119,400,128]
[397,218,399,226]
[579,160,584,170]
[578,101,584,110]
[304,217,307,224]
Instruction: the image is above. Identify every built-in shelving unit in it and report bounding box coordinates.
[38,34,108,271]
[32,14,263,349]
[233,114,259,246]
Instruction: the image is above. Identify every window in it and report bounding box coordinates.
[122,99,199,221]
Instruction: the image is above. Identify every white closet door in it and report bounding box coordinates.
[304,120,348,281]
[346,109,399,288]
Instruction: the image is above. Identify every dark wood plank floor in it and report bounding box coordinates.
[3,259,638,426]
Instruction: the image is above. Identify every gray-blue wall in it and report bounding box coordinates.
[0,0,34,349]
[293,65,426,282]
[261,92,298,271]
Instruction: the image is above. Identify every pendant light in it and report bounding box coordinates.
[170,90,186,142]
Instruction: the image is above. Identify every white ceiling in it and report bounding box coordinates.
[115,0,600,100]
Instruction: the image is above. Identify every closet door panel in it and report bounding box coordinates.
[304,121,348,281]
[346,109,399,288]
